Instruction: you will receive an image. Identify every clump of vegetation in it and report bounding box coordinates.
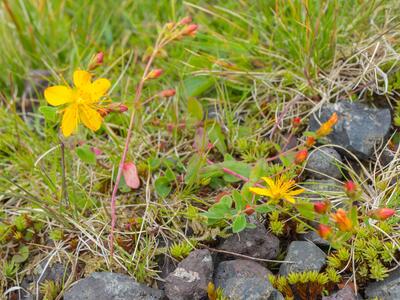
[269,270,341,300]
[169,240,197,260]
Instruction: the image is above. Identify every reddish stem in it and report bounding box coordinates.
[109,50,157,258]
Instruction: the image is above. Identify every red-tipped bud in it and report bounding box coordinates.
[295,149,308,164]
[91,147,102,156]
[96,51,104,64]
[305,136,316,148]
[314,200,330,214]
[119,104,128,112]
[88,51,104,70]
[166,123,174,133]
[344,180,358,198]
[182,24,198,36]
[317,224,332,239]
[179,16,192,25]
[369,208,396,221]
[293,117,301,127]
[244,204,255,216]
[160,89,176,97]
[146,69,163,80]
[103,103,128,114]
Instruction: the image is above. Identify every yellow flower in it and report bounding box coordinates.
[249,176,304,204]
[44,70,111,137]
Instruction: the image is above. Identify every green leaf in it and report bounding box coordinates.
[219,195,233,208]
[76,145,96,165]
[255,204,273,213]
[232,214,247,233]
[250,159,267,182]
[303,131,317,137]
[232,190,246,211]
[147,157,161,171]
[222,160,251,183]
[183,76,213,97]
[39,106,58,122]
[154,177,172,198]
[206,122,227,154]
[187,97,203,121]
[185,153,205,185]
[246,223,257,229]
[296,202,315,220]
[13,246,29,263]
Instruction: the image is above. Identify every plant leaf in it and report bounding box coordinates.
[232,214,247,233]
[154,176,172,197]
[188,97,203,121]
[76,145,97,165]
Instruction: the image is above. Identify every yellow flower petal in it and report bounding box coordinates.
[79,105,102,132]
[261,177,275,188]
[287,188,304,196]
[88,78,111,101]
[284,195,296,203]
[44,86,73,106]
[73,70,92,88]
[61,104,79,137]
[249,187,272,197]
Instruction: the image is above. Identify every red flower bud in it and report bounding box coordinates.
[344,180,358,198]
[179,16,192,25]
[119,104,128,112]
[317,224,332,239]
[244,204,255,216]
[160,89,176,97]
[314,200,330,214]
[96,51,104,64]
[293,117,301,127]
[305,136,316,148]
[166,123,174,133]
[295,149,308,164]
[182,24,198,36]
[369,208,396,221]
[90,147,102,156]
[146,69,163,80]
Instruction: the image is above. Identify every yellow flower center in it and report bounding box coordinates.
[73,88,92,104]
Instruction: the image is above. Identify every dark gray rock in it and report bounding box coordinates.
[322,286,358,300]
[365,269,400,299]
[64,272,163,300]
[21,260,71,299]
[306,147,343,179]
[165,249,213,300]
[269,290,285,300]
[279,241,326,275]
[217,222,280,260]
[214,260,275,300]
[309,101,391,159]
[299,231,330,247]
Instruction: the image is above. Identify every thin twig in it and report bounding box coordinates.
[202,245,293,264]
